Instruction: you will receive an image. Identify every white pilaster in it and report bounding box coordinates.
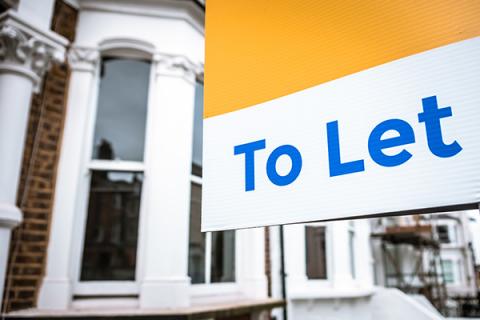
[331,221,354,288]
[355,220,374,288]
[284,224,308,287]
[138,54,199,308]
[238,227,268,298]
[0,10,66,305]
[37,47,98,310]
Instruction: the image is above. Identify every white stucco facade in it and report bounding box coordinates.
[269,220,376,320]
[38,0,268,310]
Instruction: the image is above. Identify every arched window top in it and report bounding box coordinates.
[98,38,155,60]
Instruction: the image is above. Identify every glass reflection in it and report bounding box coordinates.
[188,182,206,284]
[191,83,203,176]
[80,170,143,281]
[92,58,150,162]
[211,230,236,283]
[305,226,327,279]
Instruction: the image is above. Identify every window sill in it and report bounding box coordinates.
[289,287,375,300]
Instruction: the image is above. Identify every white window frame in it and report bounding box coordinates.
[436,220,459,246]
[441,259,456,284]
[189,175,238,290]
[71,47,155,297]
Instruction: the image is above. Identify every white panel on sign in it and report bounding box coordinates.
[203,38,480,231]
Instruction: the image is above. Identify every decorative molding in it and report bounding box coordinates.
[154,53,203,84]
[0,24,59,78]
[67,44,203,82]
[99,37,155,58]
[79,0,205,36]
[0,10,67,91]
[68,46,100,72]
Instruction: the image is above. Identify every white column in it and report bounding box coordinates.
[139,54,199,308]
[331,221,354,288]
[238,227,268,298]
[284,224,308,288]
[0,10,66,304]
[355,220,374,288]
[38,47,99,310]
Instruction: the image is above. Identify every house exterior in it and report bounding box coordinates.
[0,1,478,320]
[269,221,376,320]
[0,0,282,318]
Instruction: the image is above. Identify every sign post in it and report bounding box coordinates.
[203,0,480,231]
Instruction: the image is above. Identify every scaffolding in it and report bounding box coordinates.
[373,225,448,315]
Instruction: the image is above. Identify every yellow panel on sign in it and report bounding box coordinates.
[204,0,480,118]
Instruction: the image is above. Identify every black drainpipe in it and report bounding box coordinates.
[280,225,288,320]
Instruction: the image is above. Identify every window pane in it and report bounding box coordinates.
[441,260,454,283]
[211,230,235,283]
[305,226,327,279]
[188,182,206,284]
[191,83,203,176]
[437,225,450,243]
[80,171,143,281]
[92,58,150,162]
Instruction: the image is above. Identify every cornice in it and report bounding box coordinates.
[68,45,204,84]
[79,0,205,35]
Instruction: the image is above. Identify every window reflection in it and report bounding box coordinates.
[92,58,150,162]
[305,226,327,279]
[211,230,236,283]
[80,171,143,281]
[191,83,203,176]
[188,182,205,284]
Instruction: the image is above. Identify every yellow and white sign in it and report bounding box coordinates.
[202,0,480,231]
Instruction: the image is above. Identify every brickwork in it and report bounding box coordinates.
[1,0,77,312]
[264,227,272,297]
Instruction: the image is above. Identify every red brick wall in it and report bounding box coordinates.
[1,0,77,312]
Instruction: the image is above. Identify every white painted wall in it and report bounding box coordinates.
[17,0,55,30]
[371,288,444,320]
[290,296,372,320]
